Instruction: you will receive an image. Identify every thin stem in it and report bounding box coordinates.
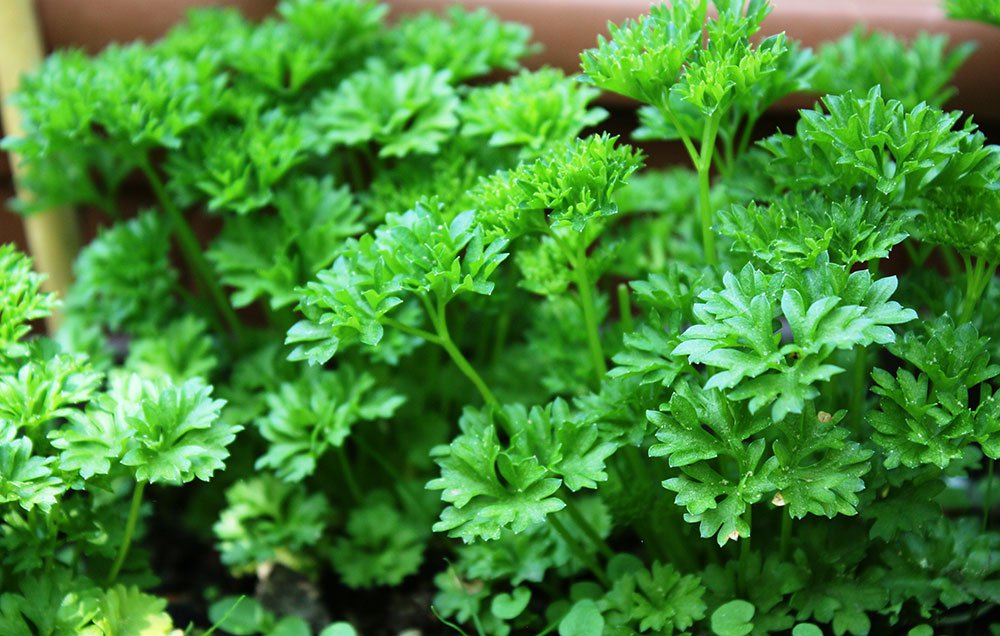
[849,346,868,431]
[618,283,634,334]
[549,514,609,586]
[737,506,753,595]
[343,152,365,191]
[570,243,607,384]
[904,241,925,267]
[984,459,994,534]
[354,436,432,518]
[428,297,500,410]
[108,480,146,583]
[548,230,606,384]
[940,246,963,278]
[960,255,996,323]
[736,111,762,159]
[564,497,615,559]
[382,317,443,345]
[658,102,700,167]
[779,509,792,561]
[715,129,735,178]
[137,156,244,342]
[697,115,722,266]
[490,304,512,365]
[336,446,362,504]
[656,524,698,573]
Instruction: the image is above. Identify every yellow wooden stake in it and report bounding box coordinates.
[0,0,80,331]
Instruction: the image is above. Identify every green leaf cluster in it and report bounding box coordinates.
[813,27,975,109]
[4,0,1000,633]
[673,258,916,421]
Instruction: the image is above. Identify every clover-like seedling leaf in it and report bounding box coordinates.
[559,600,604,636]
[710,600,755,636]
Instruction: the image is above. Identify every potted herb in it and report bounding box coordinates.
[1,0,999,634]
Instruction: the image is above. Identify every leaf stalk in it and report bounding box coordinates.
[108,479,146,583]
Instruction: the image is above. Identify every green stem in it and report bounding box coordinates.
[382,317,443,345]
[960,255,996,323]
[571,243,607,384]
[428,297,500,410]
[984,459,994,534]
[715,130,735,179]
[658,524,698,573]
[343,152,366,191]
[564,497,615,559]
[779,509,792,561]
[354,436,432,518]
[618,283,634,334]
[736,111,762,159]
[137,157,244,342]
[940,246,963,278]
[108,480,146,583]
[738,506,753,595]
[549,514,609,586]
[659,102,700,167]
[624,443,653,487]
[903,241,924,267]
[849,346,868,431]
[336,446,362,504]
[490,303,512,365]
[697,115,722,266]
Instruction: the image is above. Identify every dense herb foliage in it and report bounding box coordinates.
[2,0,998,634]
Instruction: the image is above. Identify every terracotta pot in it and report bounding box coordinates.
[3,0,998,250]
[27,0,1000,120]
[387,0,1000,120]
[34,0,276,53]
